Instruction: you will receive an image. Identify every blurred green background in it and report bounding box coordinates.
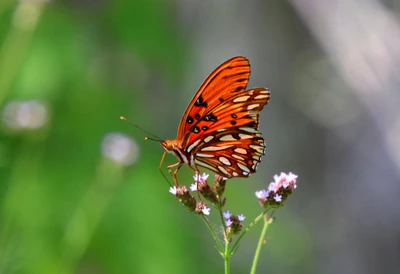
[1,0,400,273]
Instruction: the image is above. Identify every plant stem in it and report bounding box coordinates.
[224,240,230,274]
[250,215,270,274]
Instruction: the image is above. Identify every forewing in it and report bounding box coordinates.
[177,56,250,139]
[183,87,270,146]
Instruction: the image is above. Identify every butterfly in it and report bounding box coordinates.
[160,56,270,185]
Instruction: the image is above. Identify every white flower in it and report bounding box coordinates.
[202,206,210,215]
[190,183,197,191]
[169,186,177,195]
[200,173,209,181]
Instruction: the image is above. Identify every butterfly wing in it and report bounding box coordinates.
[177,56,251,140]
[184,87,270,178]
[190,127,265,178]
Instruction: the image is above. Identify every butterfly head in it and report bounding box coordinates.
[161,139,179,154]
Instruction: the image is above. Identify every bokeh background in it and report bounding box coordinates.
[1,0,400,273]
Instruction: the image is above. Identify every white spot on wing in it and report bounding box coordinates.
[204,136,214,143]
[219,156,231,166]
[238,133,253,139]
[237,163,250,173]
[233,95,250,103]
[232,172,239,177]
[220,135,237,141]
[254,94,269,100]
[247,104,259,110]
[234,148,247,154]
[259,89,269,94]
[187,139,201,153]
[202,145,233,151]
[195,159,218,172]
[250,145,265,155]
[232,154,245,161]
[239,127,259,133]
[196,153,214,158]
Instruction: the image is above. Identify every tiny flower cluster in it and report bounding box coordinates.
[255,172,298,208]
[169,173,227,215]
[223,210,245,236]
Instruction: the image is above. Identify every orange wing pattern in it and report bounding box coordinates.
[183,87,270,178]
[161,56,270,183]
[177,56,250,140]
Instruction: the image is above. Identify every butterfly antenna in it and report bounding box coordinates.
[120,116,163,142]
[159,169,173,187]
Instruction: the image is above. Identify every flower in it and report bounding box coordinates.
[193,172,209,183]
[223,210,231,219]
[274,194,282,202]
[195,201,210,215]
[101,133,139,166]
[190,183,197,191]
[255,190,269,199]
[173,186,197,212]
[224,214,244,235]
[169,186,177,195]
[256,172,298,207]
[202,206,210,215]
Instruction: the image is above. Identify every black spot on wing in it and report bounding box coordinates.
[195,95,208,108]
[203,113,218,122]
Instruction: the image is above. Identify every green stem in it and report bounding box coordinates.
[250,216,271,274]
[224,240,230,274]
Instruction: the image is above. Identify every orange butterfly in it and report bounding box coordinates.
[160,56,270,185]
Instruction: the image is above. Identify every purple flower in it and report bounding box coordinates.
[225,219,233,227]
[255,190,269,199]
[238,214,246,221]
[223,210,231,219]
[274,194,282,202]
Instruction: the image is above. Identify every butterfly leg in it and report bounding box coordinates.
[167,162,182,186]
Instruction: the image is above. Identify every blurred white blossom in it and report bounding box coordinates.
[101,133,139,166]
[2,100,48,130]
